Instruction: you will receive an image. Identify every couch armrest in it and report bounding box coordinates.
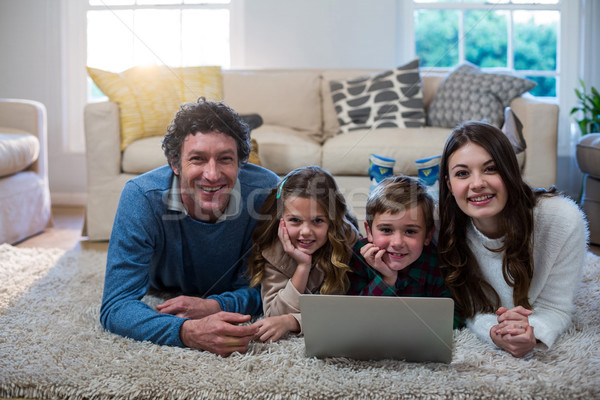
[510,95,558,189]
[84,101,122,181]
[0,98,47,178]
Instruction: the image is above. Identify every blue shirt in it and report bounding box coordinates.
[100,163,279,347]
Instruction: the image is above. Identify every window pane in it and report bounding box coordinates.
[415,9,459,68]
[526,76,556,97]
[514,10,557,71]
[464,10,507,68]
[182,9,230,67]
[132,9,182,66]
[87,10,135,71]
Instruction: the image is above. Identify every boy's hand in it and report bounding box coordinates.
[360,243,398,286]
[251,315,300,343]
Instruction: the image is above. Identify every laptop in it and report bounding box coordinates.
[299,294,454,363]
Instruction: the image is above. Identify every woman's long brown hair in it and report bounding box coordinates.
[247,166,358,294]
[438,121,555,318]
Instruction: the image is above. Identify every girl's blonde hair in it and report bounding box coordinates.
[247,166,359,294]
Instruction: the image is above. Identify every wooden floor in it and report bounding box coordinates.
[16,206,600,257]
[15,206,108,252]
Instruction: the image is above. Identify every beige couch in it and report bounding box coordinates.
[84,69,559,241]
[0,98,52,244]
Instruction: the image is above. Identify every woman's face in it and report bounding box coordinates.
[446,142,508,237]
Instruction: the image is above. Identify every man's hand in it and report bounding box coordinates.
[360,243,397,286]
[180,312,258,357]
[157,296,221,319]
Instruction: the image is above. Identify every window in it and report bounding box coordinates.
[87,0,231,101]
[413,0,560,97]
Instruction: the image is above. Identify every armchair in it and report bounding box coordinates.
[0,98,52,244]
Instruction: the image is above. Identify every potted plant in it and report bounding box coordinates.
[570,79,600,135]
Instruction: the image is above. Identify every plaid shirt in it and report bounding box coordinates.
[347,238,464,328]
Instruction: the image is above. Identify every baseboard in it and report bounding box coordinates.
[51,192,87,206]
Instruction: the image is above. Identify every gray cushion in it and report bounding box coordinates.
[329,59,425,134]
[427,62,536,128]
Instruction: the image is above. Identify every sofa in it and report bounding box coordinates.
[0,98,52,244]
[83,68,559,241]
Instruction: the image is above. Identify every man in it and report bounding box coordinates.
[100,98,279,357]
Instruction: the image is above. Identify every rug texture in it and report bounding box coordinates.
[1,243,599,400]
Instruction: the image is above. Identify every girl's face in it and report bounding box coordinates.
[282,196,330,255]
[446,142,508,237]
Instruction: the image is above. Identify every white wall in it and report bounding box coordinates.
[0,0,598,204]
[237,0,401,69]
[0,0,87,205]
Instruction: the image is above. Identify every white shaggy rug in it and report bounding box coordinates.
[1,244,599,400]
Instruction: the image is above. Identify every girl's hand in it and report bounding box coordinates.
[490,324,537,358]
[251,315,300,343]
[360,242,397,287]
[494,306,532,336]
[278,219,312,268]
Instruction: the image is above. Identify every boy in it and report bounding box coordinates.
[347,175,463,327]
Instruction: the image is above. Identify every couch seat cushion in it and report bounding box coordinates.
[122,136,167,174]
[322,127,453,176]
[0,129,40,178]
[252,125,322,175]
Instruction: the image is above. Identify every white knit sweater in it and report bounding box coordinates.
[466,195,588,350]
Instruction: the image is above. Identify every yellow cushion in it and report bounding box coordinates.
[87,65,223,150]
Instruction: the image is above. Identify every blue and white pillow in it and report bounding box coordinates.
[329,59,426,134]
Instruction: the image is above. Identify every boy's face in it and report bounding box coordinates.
[365,207,433,272]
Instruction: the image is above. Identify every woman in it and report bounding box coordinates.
[438,121,588,358]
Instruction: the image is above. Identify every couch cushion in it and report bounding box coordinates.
[329,59,425,134]
[222,71,322,140]
[87,65,223,150]
[322,127,452,176]
[251,125,322,175]
[122,135,167,174]
[0,129,40,178]
[427,62,536,128]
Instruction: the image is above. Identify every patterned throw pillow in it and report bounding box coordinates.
[427,62,536,128]
[87,65,223,150]
[329,59,425,134]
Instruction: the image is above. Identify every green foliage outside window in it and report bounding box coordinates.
[415,8,558,97]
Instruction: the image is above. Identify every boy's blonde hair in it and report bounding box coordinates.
[365,175,435,233]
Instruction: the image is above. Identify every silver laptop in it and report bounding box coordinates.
[299,294,454,363]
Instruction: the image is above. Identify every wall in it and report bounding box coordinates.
[0,0,87,205]
[238,0,401,69]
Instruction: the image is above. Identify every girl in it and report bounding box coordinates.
[248,166,359,342]
[438,121,588,358]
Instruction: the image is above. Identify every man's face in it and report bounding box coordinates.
[172,131,239,222]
